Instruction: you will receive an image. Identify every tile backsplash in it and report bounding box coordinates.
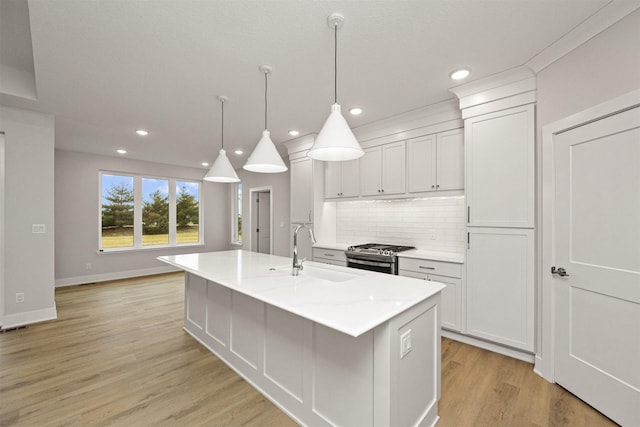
[335,196,466,254]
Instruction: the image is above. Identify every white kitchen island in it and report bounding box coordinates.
[158,250,444,427]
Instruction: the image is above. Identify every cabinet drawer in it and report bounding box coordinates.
[312,248,347,263]
[397,257,462,278]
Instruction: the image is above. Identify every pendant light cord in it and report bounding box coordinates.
[221,98,224,149]
[334,23,338,104]
[264,71,268,130]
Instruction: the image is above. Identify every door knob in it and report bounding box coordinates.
[551,266,569,277]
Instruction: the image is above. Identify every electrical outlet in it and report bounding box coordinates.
[400,329,412,359]
[16,293,25,304]
[85,263,92,270]
[429,229,436,240]
[32,224,46,234]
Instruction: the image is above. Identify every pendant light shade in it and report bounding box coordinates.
[308,13,364,162]
[204,96,240,183]
[309,103,362,161]
[243,65,287,173]
[204,148,239,182]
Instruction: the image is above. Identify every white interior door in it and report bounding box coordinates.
[256,191,271,254]
[553,106,640,426]
[0,133,4,326]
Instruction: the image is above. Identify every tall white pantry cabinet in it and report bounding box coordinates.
[453,68,537,354]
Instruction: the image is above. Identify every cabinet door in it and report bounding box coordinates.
[427,274,462,332]
[398,269,460,331]
[290,157,314,222]
[436,129,464,191]
[381,141,406,195]
[340,159,360,197]
[466,227,534,351]
[465,105,535,227]
[325,161,342,199]
[360,146,382,196]
[408,135,436,193]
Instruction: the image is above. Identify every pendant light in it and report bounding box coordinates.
[308,13,364,162]
[204,96,240,183]
[243,65,288,173]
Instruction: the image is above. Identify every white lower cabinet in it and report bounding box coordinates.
[312,247,347,267]
[398,257,463,332]
[466,227,534,352]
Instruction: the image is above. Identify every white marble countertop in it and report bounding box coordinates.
[397,249,465,264]
[158,250,444,338]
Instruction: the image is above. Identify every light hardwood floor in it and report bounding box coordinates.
[0,273,616,427]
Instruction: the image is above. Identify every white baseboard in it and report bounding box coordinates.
[55,266,181,287]
[442,329,535,363]
[1,306,57,330]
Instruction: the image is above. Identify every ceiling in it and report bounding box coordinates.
[0,0,621,170]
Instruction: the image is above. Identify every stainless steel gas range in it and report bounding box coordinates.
[345,243,416,275]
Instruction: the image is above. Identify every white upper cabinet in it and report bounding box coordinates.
[361,141,406,196]
[465,105,535,228]
[408,129,464,193]
[325,159,359,199]
[290,157,314,223]
[407,135,436,192]
[436,129,464,191]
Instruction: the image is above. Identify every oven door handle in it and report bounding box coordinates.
[347,258,392,268]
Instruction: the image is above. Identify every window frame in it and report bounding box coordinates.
[99,171,203,252]
[230,182,242,245]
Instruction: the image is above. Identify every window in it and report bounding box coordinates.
[100,172,201,250]
[176,181,200,244]
[231,182,242,244]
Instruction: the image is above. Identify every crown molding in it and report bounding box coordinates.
[526,0,640,73]
[352,98,461,143]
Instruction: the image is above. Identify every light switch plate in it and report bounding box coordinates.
[400,329,412,359]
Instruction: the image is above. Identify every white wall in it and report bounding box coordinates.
[537,9,640,132]
[0,106,56,328]
[235,166,290,257]
[535,9,640,358]
[55,150,230,286]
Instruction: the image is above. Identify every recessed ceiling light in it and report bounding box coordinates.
[234,149,243,155]
[349,107,363,116]
[136,129,149,136]
[450,68,471,80]
[117,149,127,154]
[202,162,210,167]
[288,130,300,136]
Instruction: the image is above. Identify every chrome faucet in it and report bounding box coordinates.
[292,223,317,276]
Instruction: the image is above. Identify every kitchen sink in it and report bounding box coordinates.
[269,264,358,282]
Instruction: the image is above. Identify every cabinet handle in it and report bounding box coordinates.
[419,266,435,270]
[381,189,384,193]
[324,253,335,257]
[431,184,435,189]
[467,231,470,249]
[436,184,440,189]
[467,206,471,223]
